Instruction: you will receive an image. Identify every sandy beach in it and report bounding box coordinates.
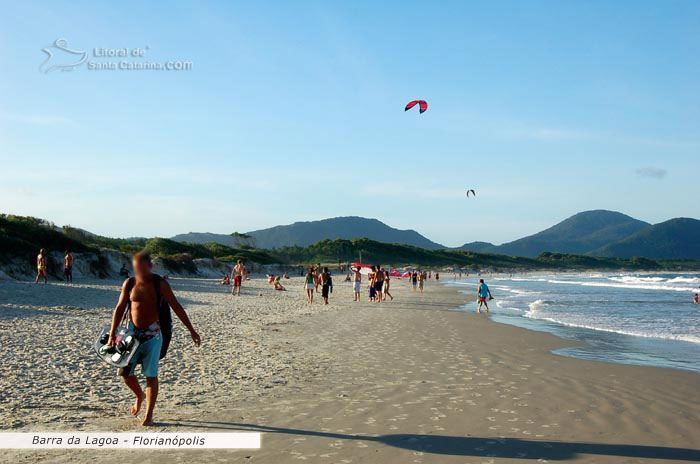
[1,276,699,463]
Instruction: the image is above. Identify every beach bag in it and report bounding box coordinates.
[124,274,173,359]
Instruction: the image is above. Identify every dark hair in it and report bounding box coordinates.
[65,250,70,254]
[133,252,152,264]
[323,267,329,273]
[479,279,484,283]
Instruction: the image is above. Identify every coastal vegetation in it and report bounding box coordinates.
[2,215,698,274]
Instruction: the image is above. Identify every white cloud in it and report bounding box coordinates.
[635,167,667,179]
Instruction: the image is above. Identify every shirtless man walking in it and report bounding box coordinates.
[108,252,201,426]
[231,259,247,296]
[35,249,48,284]
[64,250,74,283]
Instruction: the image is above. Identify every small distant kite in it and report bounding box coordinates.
[405,100,428,114]
[466,189,476,198]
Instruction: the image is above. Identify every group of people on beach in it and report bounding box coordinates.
[305,264,333,304]
[34,249,74,284]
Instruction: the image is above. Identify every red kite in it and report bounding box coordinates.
[405,100,428,114]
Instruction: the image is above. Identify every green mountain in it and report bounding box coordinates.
[457,241,496,252]
[491,210,650,257]
[592,218,700,259]
[2,214,698,277]
[171,231,255,248]
[246,216,444,249]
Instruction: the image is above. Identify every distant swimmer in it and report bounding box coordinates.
[35,249,48,284]
[694,293,699,305]
[108,252,200,426]
[64,250,74,283]
[477,278,493,314]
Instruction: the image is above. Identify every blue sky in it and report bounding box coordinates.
[1,1,698,246]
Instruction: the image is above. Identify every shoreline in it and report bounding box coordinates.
[2,276,699,463]
[447,273,700,374]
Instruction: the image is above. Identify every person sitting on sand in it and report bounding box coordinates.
[64,250,74,283]
[477,278,493,314]
[108,252,200,426]
[219,274,230,285]
[274,276,286,291]
[35,249,48,284]
[268,274,275,284]
[283,272,289,279]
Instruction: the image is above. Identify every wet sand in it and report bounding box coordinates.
[1,276,699,463]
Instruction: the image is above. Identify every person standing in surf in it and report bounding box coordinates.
[476,278,493,314]
[108,252,200,426]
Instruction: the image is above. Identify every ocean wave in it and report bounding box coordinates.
[667,276,700,285]
[609,276,665,284]
[522,312,700,345]
[545,279,697,293]
[495,300,523,312]
[525,299,550,314]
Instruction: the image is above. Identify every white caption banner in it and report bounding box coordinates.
[0,432,261,449]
